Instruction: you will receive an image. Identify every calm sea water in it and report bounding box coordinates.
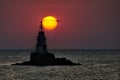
[0,49,120,80]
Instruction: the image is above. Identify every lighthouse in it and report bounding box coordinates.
[36,21,48,54]
[30,21,55,65]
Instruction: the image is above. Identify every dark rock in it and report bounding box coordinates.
[30,52,55,65]
[29,52,81,65]
[13,52,81,66]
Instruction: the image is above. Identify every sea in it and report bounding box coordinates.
[0,49,120,80]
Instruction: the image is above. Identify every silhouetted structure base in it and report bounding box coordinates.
[30,52,55,65]
[13,52,81,66]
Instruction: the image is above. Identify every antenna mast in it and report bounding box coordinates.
[40,21,43,32]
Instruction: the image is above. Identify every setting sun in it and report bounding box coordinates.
[42,16,58,30]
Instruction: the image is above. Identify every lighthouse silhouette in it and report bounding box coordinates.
[30,21,55,65]
[36,21,48,54]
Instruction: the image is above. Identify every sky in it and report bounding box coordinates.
[0,0,120,49]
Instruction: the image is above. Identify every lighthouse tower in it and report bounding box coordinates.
[36,21,48,54]
[30,21,55,65]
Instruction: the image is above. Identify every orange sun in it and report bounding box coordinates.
[42,16,58,30]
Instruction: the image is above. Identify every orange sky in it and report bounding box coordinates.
[0,0,120,49]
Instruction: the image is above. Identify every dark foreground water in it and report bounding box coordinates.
[0,49,120,80]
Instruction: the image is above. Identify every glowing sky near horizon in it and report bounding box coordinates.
[0,0,120,49]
